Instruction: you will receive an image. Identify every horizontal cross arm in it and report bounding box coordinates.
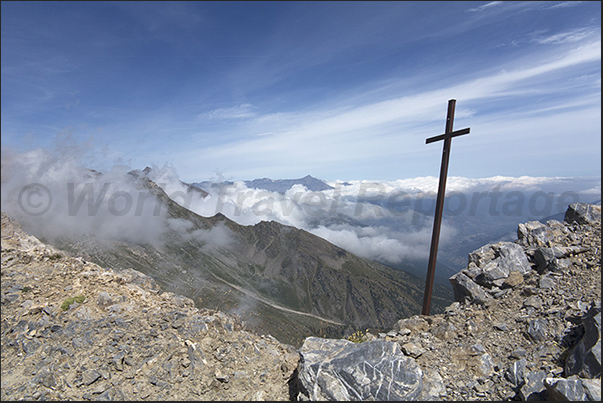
[426,127,470,144]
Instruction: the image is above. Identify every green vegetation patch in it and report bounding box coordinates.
[347,329,371,343]
[48,253,63,261]
[60,295,86,311]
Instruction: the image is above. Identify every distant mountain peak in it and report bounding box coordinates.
[244,175,334,193]
[191,175,334,194]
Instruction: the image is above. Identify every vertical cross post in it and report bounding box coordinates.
[422,99,470,315]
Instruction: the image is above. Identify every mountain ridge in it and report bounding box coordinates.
[20,168,452,346]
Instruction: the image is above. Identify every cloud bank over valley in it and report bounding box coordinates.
[4,145,598,281]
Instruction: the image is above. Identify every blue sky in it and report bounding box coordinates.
[2,1,601,183]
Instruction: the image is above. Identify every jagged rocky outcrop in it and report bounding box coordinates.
[295,203,601,401]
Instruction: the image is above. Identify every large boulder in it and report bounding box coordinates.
[565,203,601,225]
[296,337,423,401]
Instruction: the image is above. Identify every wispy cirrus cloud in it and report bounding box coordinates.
[548,1,585,10]
[171,36,600,181]
[197,103,258,120]
[532,27,600,45]
[2,2,600,184]
[467,1,503,13]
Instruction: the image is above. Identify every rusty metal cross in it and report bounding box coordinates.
[422,99,470,315]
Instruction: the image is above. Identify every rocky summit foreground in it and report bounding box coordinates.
[295,202,601,401]
[1,202,601,401]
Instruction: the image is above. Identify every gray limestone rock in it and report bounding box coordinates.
[81,369,102,386]
[545,376,602,401]
[418,369,447,401]
[539,275,556,289]
[565,301,601,379]
[496,242,532,274]
[478,353,495,377]
[520,370,548,401]
[477,258,511,285]
[97,291,113,307]
[401,342,425,358]
[581,379,601,401]
[468,244,497,267]
[506,358,527,387]
[517,221,544,245]
[565,203,602,225]
[297,337,423,401]
[394,316,430,334]
[449,271,492,305]
[527,318,549,342]
[549,258,572,272]
[534,247,574,273]
[466,242,532,289]
[517,220,568,247]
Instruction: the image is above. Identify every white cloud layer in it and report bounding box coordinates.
[0,147,233,250]
[2,144,600,270]
[148,166,601,267]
